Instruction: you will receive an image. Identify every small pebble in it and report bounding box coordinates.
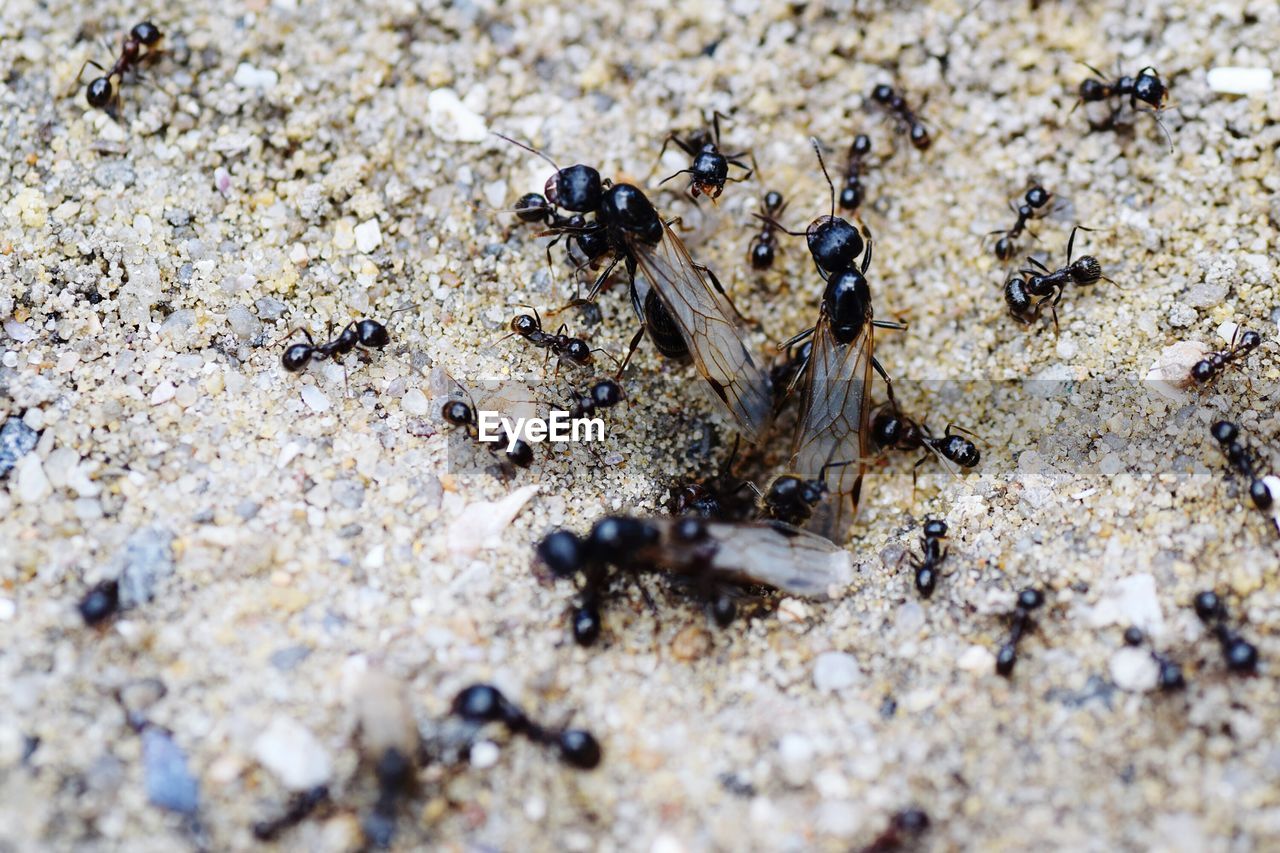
[469,741,501,770]
[253,717,332,791]
[1206,66,1273,95]
[226,305,262,341]
[427,88,489,142]
[3,319,36,343]
[778,733,815,787]
[354,219,382,253]
[13,454,51,503]
[255,297,288,322]
[0,418,39,478]
[117,527,177,608]
[1110,647,1159,693]
[142,728,200,816]
[401,388,430,416]
[92,161,136,189]
[300,386,331,412]
[234,61,279,90]
[812,651,860,693]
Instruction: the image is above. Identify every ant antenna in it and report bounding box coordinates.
[810,137,836,219]
[492,132,562,171]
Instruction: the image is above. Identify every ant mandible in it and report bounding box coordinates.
[659,110,755,201]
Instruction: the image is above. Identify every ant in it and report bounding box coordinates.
[870,84,932,150]
[839,134,875,211]
[501,306,611,372]
[452,684,602,769]
[441,397,534,469]
[759,461,855,527]
[748,191,788,270]
[1193,591,1259,675]
[902,519,948,598]
[1209,420,1276,533]
[77,21,164,111]
[566,378,625,420]
[995,588,1044,676]
[659,111,754,201]
[512,192,612,275]
[1121,626,1186,691]
[280,318,392,373]
[79,579,120,626]
[760,141,867,282]
[1191,327,1262,385]
[859,808,930,853]
[871,403,981,474]
[988,184,1053,261]
[1004,225,1110,331]
[1074,63,1172,148]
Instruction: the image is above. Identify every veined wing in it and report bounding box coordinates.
[629,223,773,443]
[637,518,852,598]
[788,312,873,542]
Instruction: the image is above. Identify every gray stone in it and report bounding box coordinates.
[117,527,177,608]
[226,305,262,341]
[0,418,39,479]
[141,728,200,816]
[92,161,136,189]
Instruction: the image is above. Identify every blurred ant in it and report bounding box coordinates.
[760,461,854,527]
[988,184,1053,261]
[669,437,757,522]
[1191,327,1261,385]
[1209,420,1276,534]
[839,134,875,212]
[1193,591,1259,675]
[452,684,602,769]
[1004,225,1110,331]
[859,808,930,853]
[870,84,932,150]
[901,519,948,598]
[254,787,331,841]
[441,396,534,469]
[280,317,393,373]
[749,191,788,270]
[871,402,981,476]
[1074,63,1172,148]
[566,378,625,420]
[500,306,614,372]
[76,21,164,111]
[79,579,120,626]
[660,111,755,201]
[995,588,1044,676]
[1121,626,1185,691]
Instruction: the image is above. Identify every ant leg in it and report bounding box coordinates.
[860,238,874,274]
[69,59,108,95]
[871,356,896,405]
[273,326,317,348]
[779,326,815,351]
[1025,256,1051,273]
[617,327,646,377]
[659,133,697,160]
[590,348,622,369]
[873,319,909,331]
[582,256,622,303]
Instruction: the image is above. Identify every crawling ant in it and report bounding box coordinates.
[760,461,855,527]
[749,191,787,269]
[452,684,602,769]
[669,437,758,522]
[501,306,611,371]
[1191,327,1261,385]
[441,397,534,469]
[860,808,930,853]
[280,318,392,373]
[1121,626,1185,691]
[995,588,1044,676]
[77,21,164,111]
[1193,591,1259,675]
[1004,225,1109,331]
[839,134,875,211]
[511,192,611,276]
[988,184,1053,261]
[78,579,120,626]
[1209,420,1276,533]
[660,111,754,201]
[1074,63,1172,148]
[871,403,981,474]
[903,519,948,598]
[566,378,625,420]
[870,84,932,150]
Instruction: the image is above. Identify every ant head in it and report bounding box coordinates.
[1193,590,1223,622]
[86,77,114,108]
[591,378,623,407]
[1025,186,1051,208]
[564,339,592,364]
[851,134,872,157]
[281,343,313,372]
[1017,588,1045,610]
[871,83,895,104]
[767,475,802,502]
[452,683,512,723]
[806,216,864,277]
[691,149,729,191]
[1069,255,1102,285]
[356,319,390,348]
[1239,330,1262,350]
[923,519,948,539]
[908,122,931,150]
[763,190,784,212]
[556,729,602,769]
[600,183,663,244]
[1210,420,1238,445]
[546,164,603,213]
[536,530,587,578]
[514,192,551,223]
[441,399,474,427]
[132,21,163,45]
[1078,78,1107,102]
[1133,70,1167,108]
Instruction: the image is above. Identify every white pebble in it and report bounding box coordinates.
[150,382,177,406]
[234,62,279,90]
[300,385,331,412]
[427,88,489,142]
[1206,66,1272,95]
[1088,573,1164,636]
[812,651,860,693]
[252,717,332,791]
[0,597,14,621]
[777,733,815,787]
[469,740,501,769]
[447,485,540,556]
[3,319,36,343]
[1110,647,1159,692]
[14,454,51,503]
[401,388,429,416]
[354,219,382,253]
[956,644,996,672]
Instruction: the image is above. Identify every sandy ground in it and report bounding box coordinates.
[2,0,1279,850]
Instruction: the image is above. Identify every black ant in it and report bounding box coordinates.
[280,318,392,373]
[1191,327,1262,385]
[988,184,1053,261]
[452,684,602,769]
[659,111,754,201]
[995,588,1044,676]
[749,190,787,270]
[1004,225,1109,331]
[902,519,948,598]
[511,192,612,276]
[759,461,856,527]
[669,438,758,522]
[77,21,164,111]
[871,403,981,474]
[1074,63,1172,147]
[441,398,534,469]
[501,306,610,371]
[839,134,874,211]
[566,378,625,420]
[1121,626,1186,691]
[1193,591,1259,675]
[870,84,932,150]
[1209,420,1276,533]
[78,579,120,626]
[859,808,930,853]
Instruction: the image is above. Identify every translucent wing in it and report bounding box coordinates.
[638,518,852,597]
[629,223,773,444]
[788,313,873,542]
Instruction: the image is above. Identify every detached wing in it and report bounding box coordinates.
[788,314,873,543]
[639,518,852,598]
[630,223,773,444]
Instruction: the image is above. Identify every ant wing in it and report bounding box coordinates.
[788,312,873,543]
[638,518,853,597]
[629,223,774,444]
